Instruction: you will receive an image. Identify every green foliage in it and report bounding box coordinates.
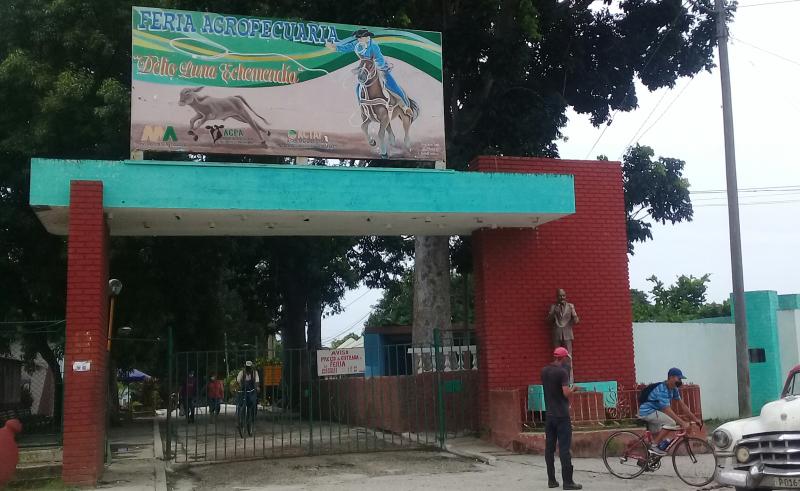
[632,274,731,322]
[366,272,474,328]
[0,0,724,384]
[623,144,694,254]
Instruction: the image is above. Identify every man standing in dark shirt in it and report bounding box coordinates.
[541,346,583,489]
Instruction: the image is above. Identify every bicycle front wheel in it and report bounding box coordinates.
[602,431,649,479]
[672,437,716,487]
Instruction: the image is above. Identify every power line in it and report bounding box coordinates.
[636,77,695,142]
[584,0,692,158]
[738,0,800,7]
[322,310,371,344]
[622,88,671,155]
[694,198,800,207]
[341,288,372,309]
[731,36,800,69]
[692,185,800,194]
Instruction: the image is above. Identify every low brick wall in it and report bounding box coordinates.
[317,371,478,435]
[487,384,705,457]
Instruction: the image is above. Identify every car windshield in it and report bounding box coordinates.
[786,372,800,397]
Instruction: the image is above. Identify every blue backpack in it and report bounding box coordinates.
[638,382,661,405]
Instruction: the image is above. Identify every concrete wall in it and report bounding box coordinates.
[633,322,739,420]
[778,308,800,378]
[739,291,784,415]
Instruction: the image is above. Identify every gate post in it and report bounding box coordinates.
[434,328,446,448]
[62,181,109,486]
[165,326,174,460]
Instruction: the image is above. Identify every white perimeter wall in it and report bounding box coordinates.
[779,310,800,379]
[633,322,739,420]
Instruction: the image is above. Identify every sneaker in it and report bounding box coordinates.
[649,444,667,456]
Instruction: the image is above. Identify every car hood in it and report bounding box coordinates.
[725,396,800,436]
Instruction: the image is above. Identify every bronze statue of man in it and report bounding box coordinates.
[547,289,579,384]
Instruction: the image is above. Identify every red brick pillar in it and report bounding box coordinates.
[62,181,109,486]
[471,157,635,430]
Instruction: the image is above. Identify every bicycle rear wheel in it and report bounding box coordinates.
[672,437,716,487]
[602,431,649,479]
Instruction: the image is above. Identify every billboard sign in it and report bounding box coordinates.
[131,7,445,161]
[316,348,365,377]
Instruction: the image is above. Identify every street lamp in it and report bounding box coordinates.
[107,279,123,351]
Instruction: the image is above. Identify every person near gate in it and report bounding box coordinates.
[179,370,198,423]
[206,373,224,421]
[541,346,584,489]
[236,361,260,420]
[546,288,580,384]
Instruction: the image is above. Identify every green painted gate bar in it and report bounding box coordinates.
[29,158,575,236]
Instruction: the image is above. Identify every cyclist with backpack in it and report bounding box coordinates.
[638,367,701,455]
[236,361,260,435]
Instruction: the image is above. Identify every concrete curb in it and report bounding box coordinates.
[444,442,498,466]
[153,418,168,491]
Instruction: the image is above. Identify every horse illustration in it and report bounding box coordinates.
[356,58,420,158]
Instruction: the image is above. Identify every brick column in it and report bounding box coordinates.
[471,157,635,429]
[62,181,109,486]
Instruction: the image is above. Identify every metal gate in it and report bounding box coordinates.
[164,336,478,463]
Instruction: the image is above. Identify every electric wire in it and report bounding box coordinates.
[584,0,693,158]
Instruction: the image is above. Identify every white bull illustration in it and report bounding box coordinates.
[178,87,271,146]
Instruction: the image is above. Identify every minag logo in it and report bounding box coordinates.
[140,125,178,143]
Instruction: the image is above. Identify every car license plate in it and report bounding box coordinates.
[770,476,800,489]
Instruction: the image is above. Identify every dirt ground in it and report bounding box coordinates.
[167,449,725,491]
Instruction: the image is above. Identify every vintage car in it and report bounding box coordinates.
[712,365,800,490]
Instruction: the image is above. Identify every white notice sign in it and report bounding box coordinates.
[316,348,365,377]
[73,361,91,372]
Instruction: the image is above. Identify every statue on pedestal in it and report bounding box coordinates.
[546,289,580,383]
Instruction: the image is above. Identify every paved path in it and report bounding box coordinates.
[166,437,728,490]
[98,419,167,491]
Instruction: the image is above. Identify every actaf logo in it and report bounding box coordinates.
[287,129,329,144]
[140,125,178,142]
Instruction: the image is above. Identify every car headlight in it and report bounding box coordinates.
[736,446,751,463]
[712,429,732,449]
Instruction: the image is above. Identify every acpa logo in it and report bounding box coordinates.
[140,125,178,142]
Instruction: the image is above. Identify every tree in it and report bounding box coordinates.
[0,0,727,404]
[623,145,693,254]
[632,274,731,322]
[366,272,474,330]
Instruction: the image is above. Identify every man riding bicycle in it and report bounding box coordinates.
[638,367,702,455]
[236,361,260,433]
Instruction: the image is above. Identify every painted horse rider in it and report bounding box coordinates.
[327,28,413,116]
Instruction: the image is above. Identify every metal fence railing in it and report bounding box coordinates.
[523,384,704,431]
[165,337,479,463]
[0,324,64,447]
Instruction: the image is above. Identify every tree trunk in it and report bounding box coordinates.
[306,284,322,351]
[280,274,307,410]
[412,235,452,348]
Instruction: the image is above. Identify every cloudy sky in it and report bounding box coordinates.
[321,2,800,344]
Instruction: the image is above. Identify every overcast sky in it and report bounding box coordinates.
[321,2,800,344]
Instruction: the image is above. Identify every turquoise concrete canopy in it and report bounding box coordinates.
[30,159,575,236]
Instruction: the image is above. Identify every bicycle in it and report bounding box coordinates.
[236,388,257,438]
[602,422,716,487]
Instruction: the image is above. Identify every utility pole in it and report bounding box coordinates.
[715,0,751,417]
